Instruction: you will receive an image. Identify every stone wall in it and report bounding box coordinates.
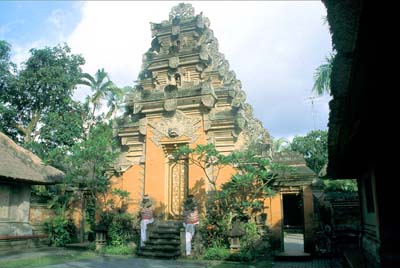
[29,194,56,235]
[0,182,32,236]
[325,191,360,248]
[0,184,50,251]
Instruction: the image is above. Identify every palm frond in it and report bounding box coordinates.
[312,53,334,96]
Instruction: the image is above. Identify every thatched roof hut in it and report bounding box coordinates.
[0,132,64,184]
[272,151,316,187]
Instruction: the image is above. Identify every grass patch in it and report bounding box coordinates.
[98,245,135,255]
[0,251,97,268]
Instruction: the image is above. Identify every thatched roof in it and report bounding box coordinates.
[272,151,316,187]
[322,0,376,178]
[0,132,64,184]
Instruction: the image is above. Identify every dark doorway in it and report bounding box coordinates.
[282,193,304,253]
[283,193,303,229]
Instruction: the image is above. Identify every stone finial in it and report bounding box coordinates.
[169,3,195,21]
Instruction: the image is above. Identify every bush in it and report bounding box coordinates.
[203,246,230,260]
[99,245,135,255]
[97,211,136,246]
[228,249,255,262]
[44,215,76,246]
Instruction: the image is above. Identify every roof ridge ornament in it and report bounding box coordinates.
[169,3,195,21]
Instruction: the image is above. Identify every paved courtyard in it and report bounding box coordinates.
[39,258,342,268]
[273,258,343,268]
[0,248,343,268]
[40,256,208,268]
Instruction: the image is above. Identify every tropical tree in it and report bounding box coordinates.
[0,43,85,143]
[312,53,334,96]
[272,137,289,152]
[172,144,229,190]
[79,68,123,136]
[289,130,357,192]
[289,130,328,174]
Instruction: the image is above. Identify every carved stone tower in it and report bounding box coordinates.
[115,3,271,219]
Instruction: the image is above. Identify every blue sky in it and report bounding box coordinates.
[0,1,332,140]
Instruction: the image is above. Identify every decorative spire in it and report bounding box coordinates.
[169,3,195,21]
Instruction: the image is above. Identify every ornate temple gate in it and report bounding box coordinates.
[163,143,188,219]
[167,158,188,219]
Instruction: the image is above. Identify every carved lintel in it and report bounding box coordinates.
[148,110,201,147]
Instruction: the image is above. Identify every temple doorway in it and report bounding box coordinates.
[164,143,188,220]
[282,193,304,253]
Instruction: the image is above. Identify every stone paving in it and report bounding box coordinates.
[0,247,343,268]
[284,233,305,253]
[272,258,343,268]
[41,256,208,268]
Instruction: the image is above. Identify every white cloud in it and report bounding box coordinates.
[11,39,46,67]
[47,9,65,29]
[0,19,24,39]
[66,1,332,138]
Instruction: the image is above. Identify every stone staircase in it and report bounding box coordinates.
[137,221,182,259]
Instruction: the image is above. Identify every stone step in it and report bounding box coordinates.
[137,250,180,259]
[145,240,180,246]
[149,233,180,240]
[151,229,180,235]
[138,220,182,259]
[154,225,181,230]
[141,244,180,252]
[155,222,182,228]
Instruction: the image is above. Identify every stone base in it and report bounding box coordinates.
[0,222,33,236]
[0,235,48,251]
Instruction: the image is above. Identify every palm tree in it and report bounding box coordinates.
[80,68,122,136]
[273,137,289,152]
[312,53,334,96]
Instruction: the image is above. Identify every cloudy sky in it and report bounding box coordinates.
[0,1,332,140]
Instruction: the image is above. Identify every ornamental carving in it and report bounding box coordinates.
[149,110,201,146]
[169,3,195,21]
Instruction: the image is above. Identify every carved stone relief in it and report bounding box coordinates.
[148,110,201,146]
[169,3,195,21]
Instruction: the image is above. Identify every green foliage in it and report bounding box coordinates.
[107,213,135,246]
[228,249,255,262]
[187,145,282,254]
[79,68,123,131]
[290,130,328,174]
[272,138,289,153]
[312,53,334,96]
[173,144,229,190]
[65,122,118,196]
[96,209,136,248]
[44,215,76,246]
[203,246,230,260]
[323,179,358,192]
[39,101,86,149]
[198,210,231,248]
[216,150,280,220]
[0,43,84,143]
[99,245,135,255]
